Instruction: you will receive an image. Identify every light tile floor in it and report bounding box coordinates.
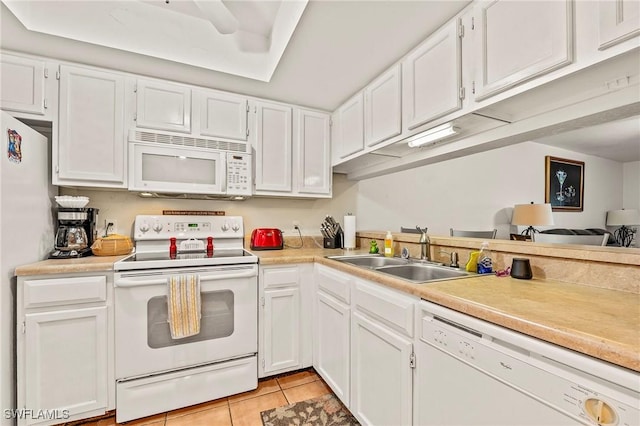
[76,369,333,426]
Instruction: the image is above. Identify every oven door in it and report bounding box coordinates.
[114,264,257,379]
[128,142,226,194]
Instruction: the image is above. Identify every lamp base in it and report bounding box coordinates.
[520,226,539,237]
[614,225,636,247]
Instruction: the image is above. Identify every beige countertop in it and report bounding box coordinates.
[14,255,130,276]
[262,248,640,373]
[14,248,640,372]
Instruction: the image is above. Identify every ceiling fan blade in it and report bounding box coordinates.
[193,0,239,35]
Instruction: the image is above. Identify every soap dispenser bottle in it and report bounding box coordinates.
[384,231,394,257]
[477,241,493,274]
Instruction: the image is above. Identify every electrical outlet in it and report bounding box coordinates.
[293,220,300,229]
[105,219,117,235]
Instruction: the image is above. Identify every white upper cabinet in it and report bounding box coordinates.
[196,89,248,141]
[254,101,293,192]
[135,79,191,133]
[598,0,640,50]
[364,64,402,147]
[295,108,331,196]
[403,20,462,131]
[473,0,574,101]
[57,65,127,187]
[0,54,49,117]
[334,92,364,160]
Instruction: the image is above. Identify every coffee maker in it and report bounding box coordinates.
[49,207,99,259]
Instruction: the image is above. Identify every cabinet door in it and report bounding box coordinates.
[25,307,107,423]
[350,312,413,426]
[598,0,640,50]
[335,93,364,159]
[295,108,331,195]
[261,287,300,376]
[57,65,126,186]
[364,64,402,146]
[254,101,292,192]
[314,291,350,407]
[135,79,191,133]
[197,89,248,141]
[404,20,462,130]
[474,0,573,101]
[0,54,47,116]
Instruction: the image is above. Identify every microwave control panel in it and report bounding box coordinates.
[227,153,252,196]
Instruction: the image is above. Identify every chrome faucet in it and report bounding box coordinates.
[417,226,430,261]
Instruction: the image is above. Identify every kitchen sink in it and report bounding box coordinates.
[328,255,409,268]
[327,254,474,283]
[375,264,473,283]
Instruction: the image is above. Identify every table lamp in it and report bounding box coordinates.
[606,209,640,247]
[511,202,554,236]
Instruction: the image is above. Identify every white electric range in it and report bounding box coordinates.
[113,215,258,423]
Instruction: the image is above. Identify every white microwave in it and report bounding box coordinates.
[128,137,252,199]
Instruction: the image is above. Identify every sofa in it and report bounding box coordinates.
[540,228,618,246]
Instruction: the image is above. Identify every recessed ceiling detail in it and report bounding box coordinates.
[2,0,308,82]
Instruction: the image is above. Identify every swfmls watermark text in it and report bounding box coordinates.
[4,409,70,421]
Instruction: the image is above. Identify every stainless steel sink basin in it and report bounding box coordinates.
[328,255,409,268]
[326,254,474,283]
[375,264,473,283]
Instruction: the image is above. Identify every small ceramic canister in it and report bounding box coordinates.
[510,258,533,280]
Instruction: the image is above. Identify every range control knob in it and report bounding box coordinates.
[152,222,163,233]
[139,222,150,233]
[221,222,230,232]
[231,222,240,232]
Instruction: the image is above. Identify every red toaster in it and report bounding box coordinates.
[250,228,284,250]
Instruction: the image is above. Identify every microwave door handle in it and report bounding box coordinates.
[221,155,227,193]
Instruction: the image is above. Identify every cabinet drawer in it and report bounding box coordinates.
[353,279,416,337]
[24,276,107,308]
[262,266,299,289]
[315,265,351,304]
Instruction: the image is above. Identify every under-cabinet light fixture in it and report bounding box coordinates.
[407,122,458,148]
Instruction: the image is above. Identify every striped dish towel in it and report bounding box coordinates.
[167,274,201,339]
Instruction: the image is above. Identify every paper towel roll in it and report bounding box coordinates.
[344,214,356,249]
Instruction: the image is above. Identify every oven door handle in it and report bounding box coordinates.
[115,268,257,287]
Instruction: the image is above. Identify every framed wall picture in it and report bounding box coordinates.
[545,156,584,211]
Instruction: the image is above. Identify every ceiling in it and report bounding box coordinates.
[532,115,640,163]
[1,0,638,164]
[0,0,471,111]
[2,0,308,82]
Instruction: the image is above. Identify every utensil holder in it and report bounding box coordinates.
[324,231,343,249]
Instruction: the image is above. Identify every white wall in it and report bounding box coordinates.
[63,174,359,239]
[623,161,640,210]
[354,142,624,238]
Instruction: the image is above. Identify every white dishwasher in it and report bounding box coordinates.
[415,300,639,426]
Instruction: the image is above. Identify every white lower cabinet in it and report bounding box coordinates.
[351,313,413,426]
[315,291,351,405]
[259,264,312,378]
[313,264,352,406]
[17,273,113,426]
[350,279,416,426]
[313,264,418,425]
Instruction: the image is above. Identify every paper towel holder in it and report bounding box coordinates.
[343,213,356,250]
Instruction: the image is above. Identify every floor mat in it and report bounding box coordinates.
[261,393,359,426]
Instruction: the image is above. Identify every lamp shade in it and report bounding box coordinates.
[511,203,554,226]
[606,209,640,226]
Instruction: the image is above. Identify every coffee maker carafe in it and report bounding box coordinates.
[49,208,99,259]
